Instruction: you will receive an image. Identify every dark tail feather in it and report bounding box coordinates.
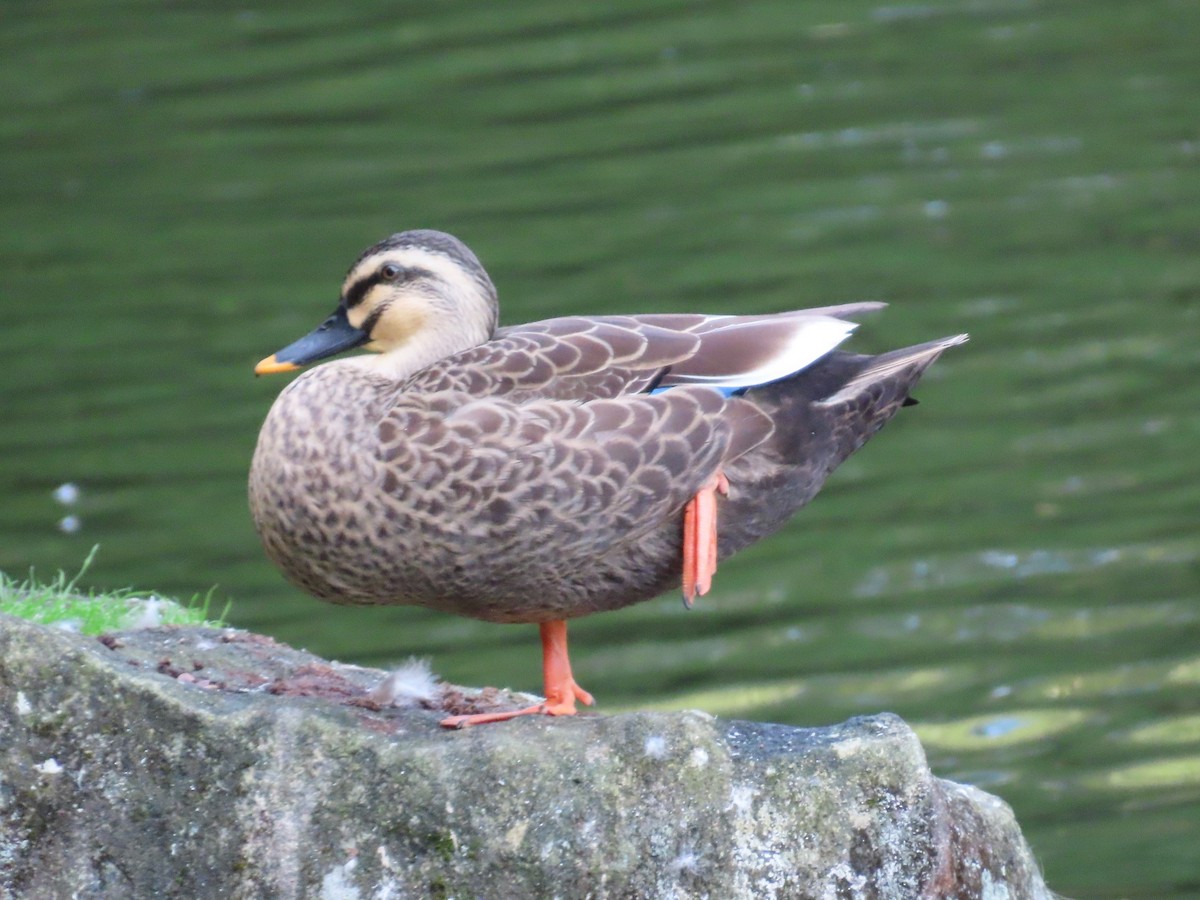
[816,334,968,408]
[814,333,967,465]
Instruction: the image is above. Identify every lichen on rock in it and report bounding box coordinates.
[0,615,1053,898]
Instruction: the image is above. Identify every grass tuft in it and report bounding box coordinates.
[0,546,230,635]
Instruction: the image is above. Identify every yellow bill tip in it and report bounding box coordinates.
[254,354,300,376]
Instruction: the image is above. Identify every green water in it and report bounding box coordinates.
[3,2,1199,895]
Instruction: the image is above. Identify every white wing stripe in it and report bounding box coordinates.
[676,316,857,388]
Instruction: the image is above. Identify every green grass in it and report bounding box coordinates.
[0,546,229,635]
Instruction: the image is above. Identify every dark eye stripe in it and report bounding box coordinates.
[397,266,435,282]
[344,274,378,309]
[344,265,437,308]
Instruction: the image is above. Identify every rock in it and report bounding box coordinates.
[0,614,1053,898]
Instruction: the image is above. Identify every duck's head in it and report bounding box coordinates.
[255,229,498,376]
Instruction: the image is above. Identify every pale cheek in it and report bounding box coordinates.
[372,308,427,346]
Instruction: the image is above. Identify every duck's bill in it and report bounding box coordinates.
[255,306,368,376]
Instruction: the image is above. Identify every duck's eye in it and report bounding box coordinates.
[380,263,402,282]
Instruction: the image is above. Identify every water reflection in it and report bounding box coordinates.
[854,541,1198,597]
[1091,757,1200,792]
[1124,716,1200,748]
[914,709,1090,752]
[2,0,1199,895]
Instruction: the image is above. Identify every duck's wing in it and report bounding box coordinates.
[377,386,772,558]
[646,312,861,392]
[405,305,878,403]
[404,317,700,401]
[619,302,885,334]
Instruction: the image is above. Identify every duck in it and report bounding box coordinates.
[250,229,966,728]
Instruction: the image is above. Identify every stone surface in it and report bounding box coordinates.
[0,614,1054,898]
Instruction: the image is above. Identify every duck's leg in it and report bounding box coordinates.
[440,621,594,728]
[681,469,730,608]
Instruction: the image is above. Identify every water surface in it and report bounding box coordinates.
[3,2,1199,895]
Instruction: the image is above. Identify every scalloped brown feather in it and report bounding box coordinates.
[250,237,964,624]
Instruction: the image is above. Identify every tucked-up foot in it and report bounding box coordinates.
[440,621,593,728]
[681,470,729,608]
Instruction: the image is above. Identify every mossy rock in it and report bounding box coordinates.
[0,615,1052,898]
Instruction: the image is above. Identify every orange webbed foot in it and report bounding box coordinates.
[439,621,593,728]
[682,469,729,608]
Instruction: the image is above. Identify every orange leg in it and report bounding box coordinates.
[681,470,729,608]
[440,620,594,728]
